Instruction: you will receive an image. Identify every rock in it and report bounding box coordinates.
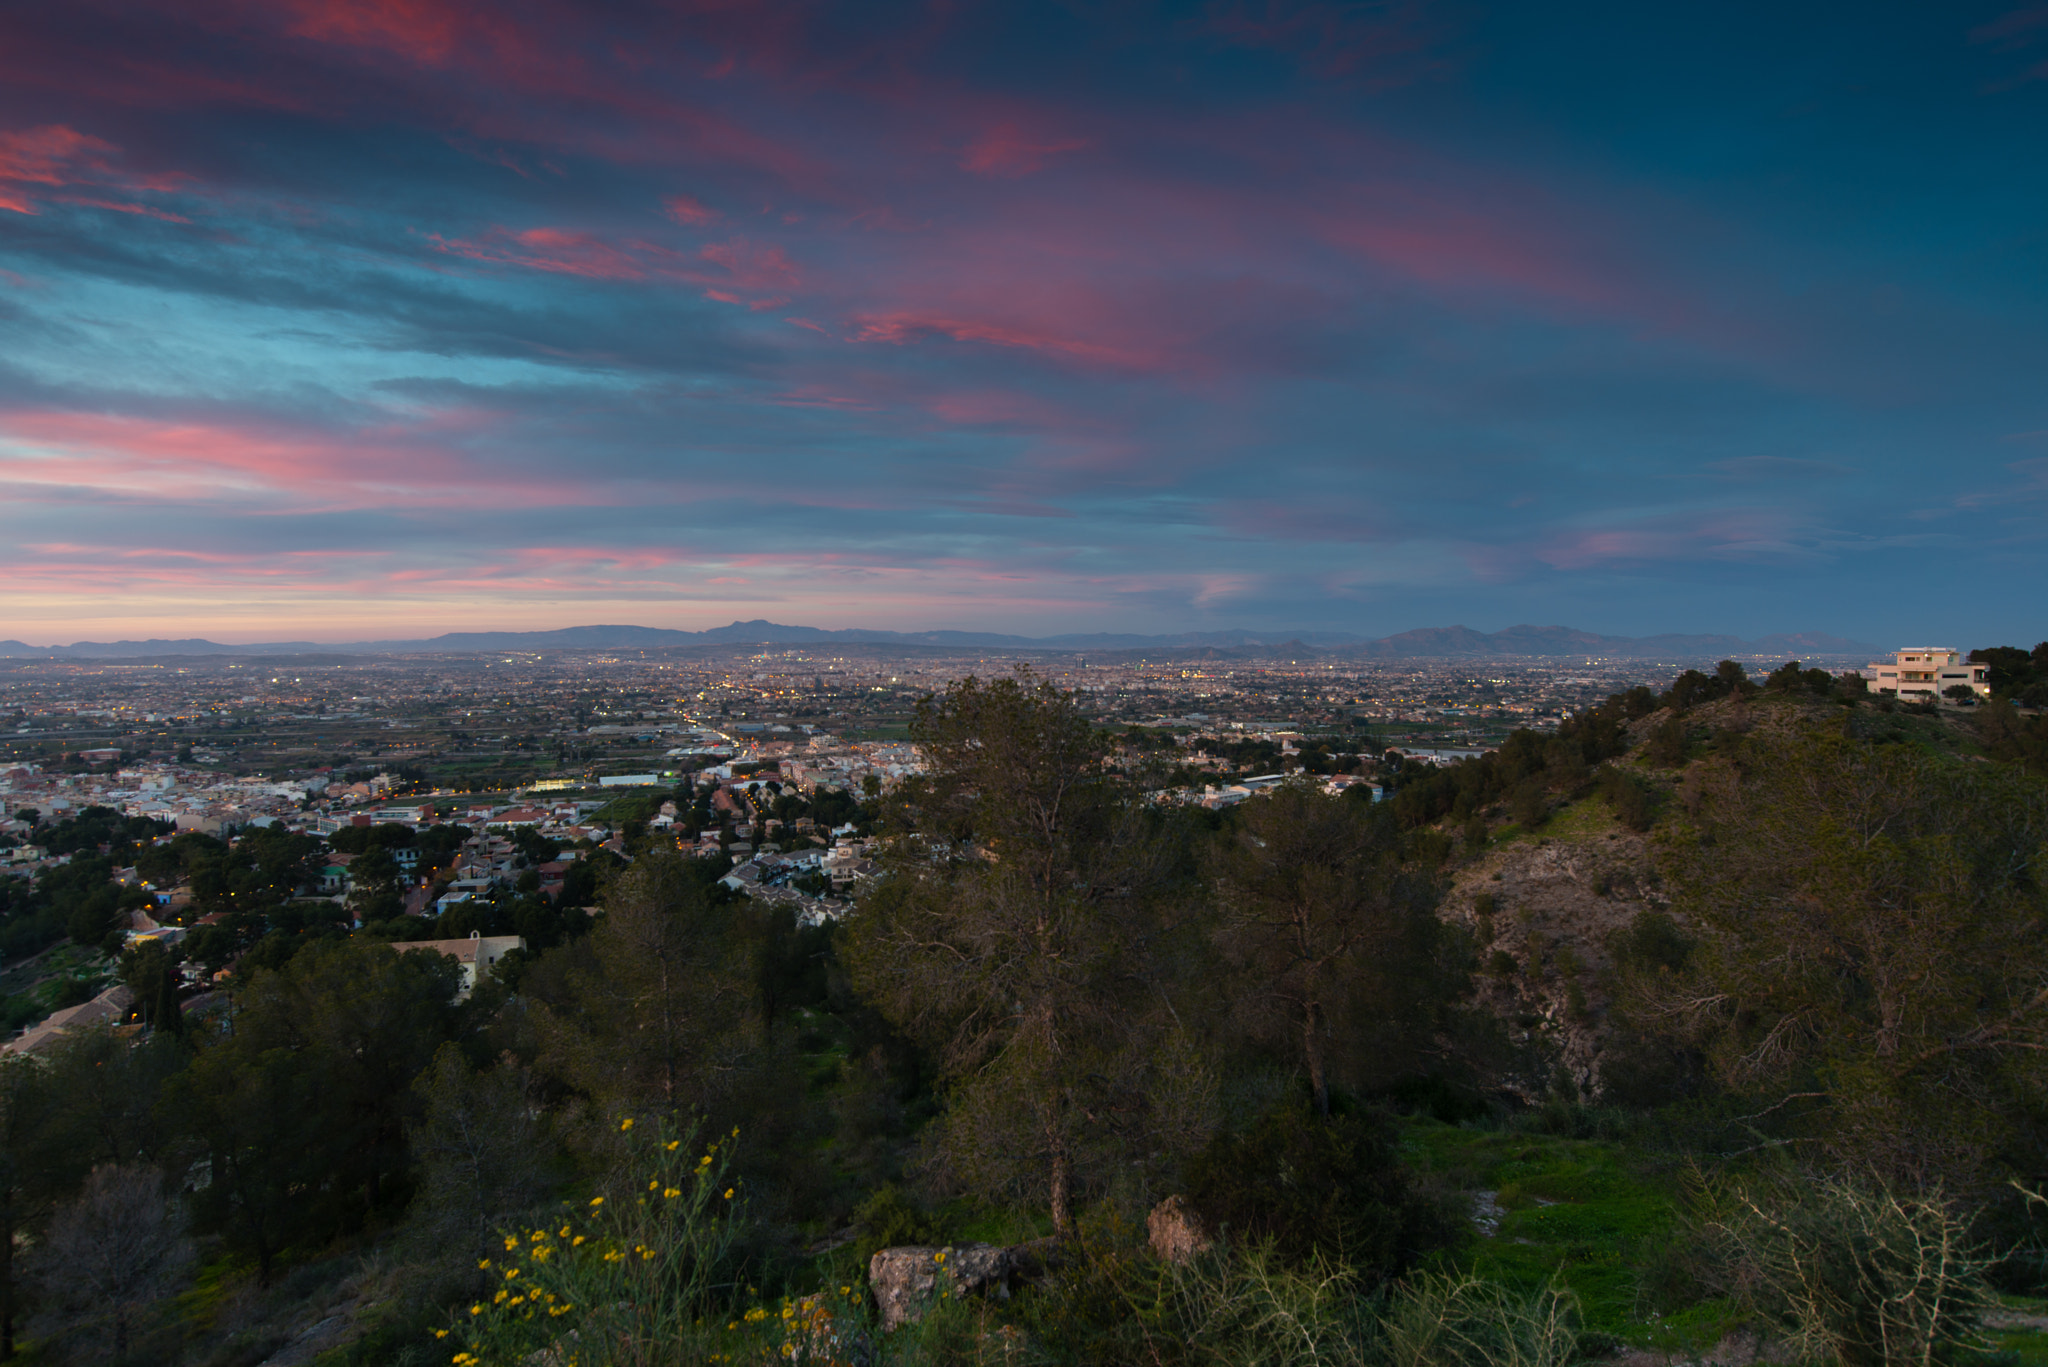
[1004,1235,1066,1281]
[1147,1194,1212,1263]
[867,1243,1014,1332]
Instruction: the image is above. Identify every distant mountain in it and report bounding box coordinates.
[0,621,1888,660]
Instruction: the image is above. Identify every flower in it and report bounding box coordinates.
[663,1187,681,1199]
[620,1117,635,1131]
[434,1328,449,1338]
[723,1188,734,1200]
[666,1140,681,1151]
[478,1258,492,1269]
[589,1197,604,1207]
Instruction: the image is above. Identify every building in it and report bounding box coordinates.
[385,931,524,999]
[1861,648,1990,700]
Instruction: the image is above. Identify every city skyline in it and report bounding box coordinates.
[3,2,2045,644]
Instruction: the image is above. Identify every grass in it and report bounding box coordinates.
[1400,1117,1690,1345]
[1992,1296,2048,1365]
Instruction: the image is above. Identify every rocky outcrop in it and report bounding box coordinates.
[1147,1195,1212,1264]
[868,1243,1016,1332]
[1444,808,1668,1101]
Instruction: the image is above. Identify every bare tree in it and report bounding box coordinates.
[28,1164,192,1359]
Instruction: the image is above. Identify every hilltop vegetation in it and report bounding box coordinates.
[1,659,2046,1365]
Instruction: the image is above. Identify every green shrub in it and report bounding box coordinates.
[442,1117,765,1367]
[851,1183,942,1270]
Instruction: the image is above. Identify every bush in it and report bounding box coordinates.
[1691,1174,1995,1367]
[443,1117,764,1366]
[1182,1097,1457,1277]
[851,1184,942,1271]
[1598,767,1660,833]
[1379,1273,1580,1367]
[1507,781,1548,831]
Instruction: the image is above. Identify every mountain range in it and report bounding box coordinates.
[0,622,1888,660]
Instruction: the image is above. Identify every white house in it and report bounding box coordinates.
[1861,648,1990,700]
[386,931,524,999]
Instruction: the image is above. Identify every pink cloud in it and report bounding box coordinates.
[0,124,192,218]
[663,192,719,225]
[427,225,800,306]
[1489,509,1818,574]
[699,238,800,291]
[283,0,470,64]
[0,407,582,511]
[961,121,1091,178]
[427,225,678,279]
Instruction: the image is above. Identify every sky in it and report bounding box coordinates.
[0,1,2044,646]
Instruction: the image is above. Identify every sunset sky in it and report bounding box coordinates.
[1,1,2044,645]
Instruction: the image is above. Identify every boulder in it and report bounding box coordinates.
[868,1243,1014,1332]
[1147,1194,1212,1264]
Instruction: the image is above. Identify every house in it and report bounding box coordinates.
[385,932,524,999]
[1861,648,1991,701]
[3,984,136,1056]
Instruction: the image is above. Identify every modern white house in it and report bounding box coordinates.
[1861,648,1990,700]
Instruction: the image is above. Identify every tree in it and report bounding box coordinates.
[1630,729,2048,1186]
[26,1165,191,1359]
[843,672,1191,1230]
[1206,782,1450,1117]
[170,939,460,1276]
[0,1058,62,1358]
[118,940,183,1037]
[530,851,764,1115]
[405,1044,558,1264]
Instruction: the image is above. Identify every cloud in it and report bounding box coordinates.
[0,124,190,218]
[960,121,1091,177]
[663,193,719,225]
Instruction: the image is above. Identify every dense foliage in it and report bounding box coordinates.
[0,661,2044,1364]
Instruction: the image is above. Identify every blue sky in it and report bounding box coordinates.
[0,0,2043,644]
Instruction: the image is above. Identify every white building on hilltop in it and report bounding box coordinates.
[1862,648,1990,701]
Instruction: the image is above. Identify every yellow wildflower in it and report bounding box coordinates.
[589,1197,604,1207]
[620,1117,634,1130]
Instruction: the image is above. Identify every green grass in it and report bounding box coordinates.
[1401,1117,1686,1344]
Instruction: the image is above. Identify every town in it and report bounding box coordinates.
[0,639,1953,1051]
